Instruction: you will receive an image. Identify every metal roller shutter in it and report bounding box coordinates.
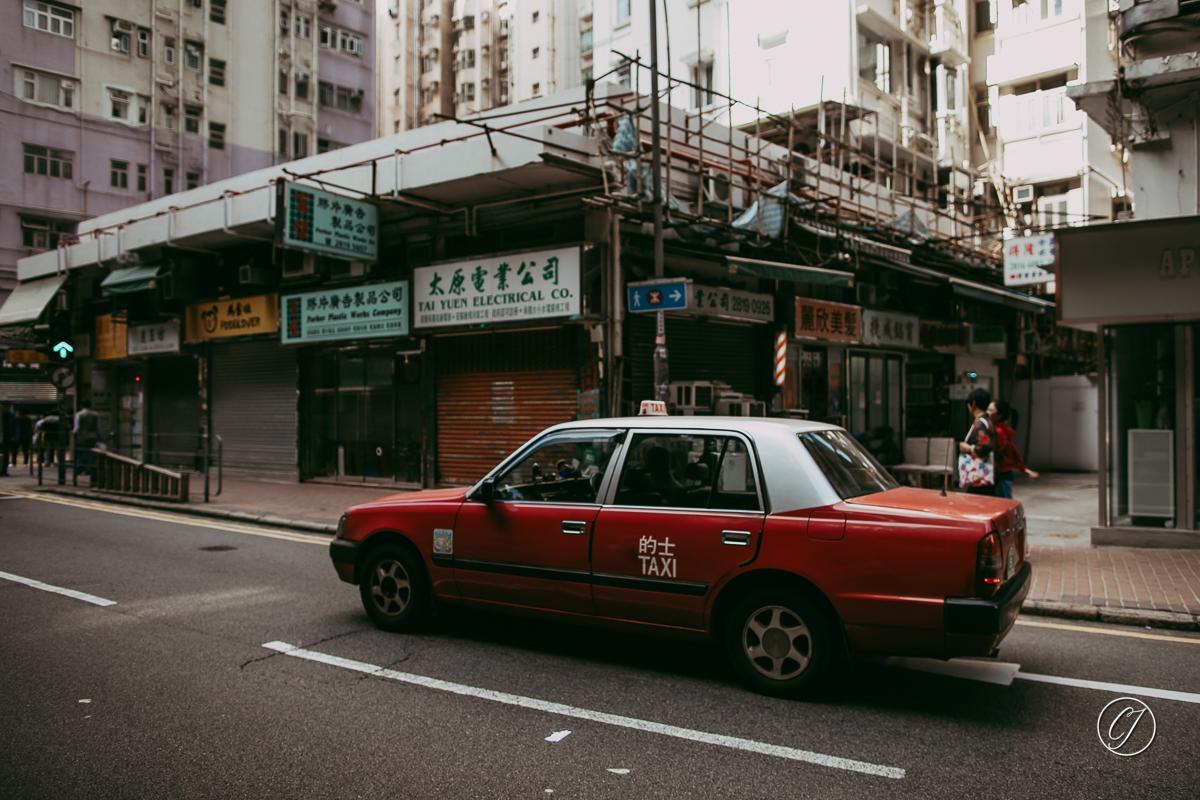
[627,314,765,406]
[211,340,298,482]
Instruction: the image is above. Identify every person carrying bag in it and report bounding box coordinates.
[957,388,996,496]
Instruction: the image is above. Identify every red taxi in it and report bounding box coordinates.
[330,417,1030,697]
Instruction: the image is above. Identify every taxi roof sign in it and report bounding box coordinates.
[638,400,668,416]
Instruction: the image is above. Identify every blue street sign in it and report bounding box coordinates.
[627,280,689,313]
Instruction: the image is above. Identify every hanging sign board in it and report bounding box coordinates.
[95,314,128,360]
[127,320,181,355]
[413,247,580,329]
[794,299,862,342]
[861,309,920,349]
[691,284,774,323]
[1003,234,1055,287]
[185,294,279,341]
[281,280,410,344]
[275,180,379,262]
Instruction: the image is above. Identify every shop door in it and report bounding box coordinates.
[849,351,904,461]
[148,356,200,470]
[334,356,394,480]
[210,340,298,482]
[114,365,145,460]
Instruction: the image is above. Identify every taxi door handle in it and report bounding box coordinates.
[561,520,588,535]
[721,530,752,546]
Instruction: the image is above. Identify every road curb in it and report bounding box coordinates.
[1021,599,1200,631]
[38,487,338,535]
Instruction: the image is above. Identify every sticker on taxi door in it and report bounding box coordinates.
[638,536,676,578]
[433,528,454,555]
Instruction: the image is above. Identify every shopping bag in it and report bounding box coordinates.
[958,451,994,489]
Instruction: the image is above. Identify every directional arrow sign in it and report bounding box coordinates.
[627,279,691,313]
[52,341,74,359]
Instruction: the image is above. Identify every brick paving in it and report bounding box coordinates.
[1027,545,1200,615]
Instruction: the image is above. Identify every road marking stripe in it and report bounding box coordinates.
[1013,672,1200,704]
[0,490,329,545]
[0,570,117,606]
[262,641,905,780]
[1017,618,1200,644]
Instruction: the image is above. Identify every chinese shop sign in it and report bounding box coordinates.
[95,314,128,360]
[794,299,862,342]
[861,309,920,349]
[275,180,378,262]
[413,247,580,329]
[185,294,279,341]
[127,320,181,355]
[692,284,774,323]
[1003,234,1054,287]
[281,280,410,344]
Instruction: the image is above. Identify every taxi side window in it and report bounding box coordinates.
[493,432,622,504]
[613,433,760,512]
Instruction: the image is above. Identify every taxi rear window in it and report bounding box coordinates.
[799,430,898,499]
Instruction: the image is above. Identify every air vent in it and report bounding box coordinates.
[1012,184,1034,204]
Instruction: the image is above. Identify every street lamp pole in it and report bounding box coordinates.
[649,0,669,406]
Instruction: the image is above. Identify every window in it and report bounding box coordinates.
[531,10,539,22]
[393,88,400,105]
[21,217,73,251]
[691,61,714,108]
[20,70,74,109]
[616,0,631,25]
[109,89,130,120]
[162,103,176,129]
[320,26,333,47]
[334,86,364,112]
[137,29,150,58]
[293,132,308,157]
[531,46,539,59]
[318,81,334,106]
[336,85,351,109]
[490,432,622,505]
[975,87,992,132]
[110,160,129,189]
[295,15,311,38]
[185,42,202,71]
[423,52,437,73]
[617,63,631,88]
[185,106,201,134]
[163,168,174,194]
[186,172,199,190]
[462,15,474,30]
[137,164,147,191]
[338,31,363,55]
[945,69,957,111]
[280,10,289,35]
[209,59,226,87]
[580,28,593,52]
[800,430,897,499]
[459,49,476,69]
[459,82,475,102]
[531,81,540,95]
[23,144,74,179]
[164,37,176,65]
[581,66,593,83]
[975,0,995,33]
[23,1,73,37]
[210,0,225,24]
[138,97,148,124]
[318,138,345,153]
[279,128,288,155]
[111,24,131,54]
[613,433,761,511]
[187,0,201,7]
[295,74,309,100]
[208,122,225,149]
[394,120,401,133]
[279,70,289,95]
[858,29,890,93]
[1040,0,1063,20]
[394,55,401,74]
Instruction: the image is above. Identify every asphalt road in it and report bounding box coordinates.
[2,490,1198,799]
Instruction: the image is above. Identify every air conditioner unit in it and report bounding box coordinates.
[702,170,745,209]
[715,396,766,417]
[114,19,135,34]
[238,264,274,285]
[282,252,316,278]
[300,72,311,82]
[1012,184,1035,204]
[669,380,723,415]
[480,10,489,22]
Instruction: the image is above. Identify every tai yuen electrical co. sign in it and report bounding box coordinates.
[413,246,581,329]
[275,180,378,262]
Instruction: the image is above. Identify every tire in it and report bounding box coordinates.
[724,588,836,698]
[359,544,430,632]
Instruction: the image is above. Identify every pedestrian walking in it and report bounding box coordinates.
[34,413,59,466]
[15,407,33,467]
[74,400,100,478]
[0,401,12,476]
[957,388,996,496]
[988,399,1039,499]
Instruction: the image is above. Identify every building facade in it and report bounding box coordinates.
[2,0,378,306]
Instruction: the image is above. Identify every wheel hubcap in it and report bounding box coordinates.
[370,559,411,617]
[743,605,811,681]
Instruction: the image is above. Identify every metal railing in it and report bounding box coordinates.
[92,449,190,502]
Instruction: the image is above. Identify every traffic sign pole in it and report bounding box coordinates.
[647,0,668,406]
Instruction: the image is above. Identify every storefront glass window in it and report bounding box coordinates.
[311,354,396,482]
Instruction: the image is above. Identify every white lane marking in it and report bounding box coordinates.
[78,699,91,704]
[607,768,631,775]
[884,657,1200,705]
[262,641,905,780]
[545,730,572,743]
[0,570,117,606]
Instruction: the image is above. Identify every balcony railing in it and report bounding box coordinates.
[994,86,1082,141]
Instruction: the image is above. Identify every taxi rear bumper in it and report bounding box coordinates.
[943,561,1032,636]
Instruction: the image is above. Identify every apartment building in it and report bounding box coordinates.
[970,0,1124,231]
[2,0,377,304]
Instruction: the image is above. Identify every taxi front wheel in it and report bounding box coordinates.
[360,545,430,632]
[725,589,834,698]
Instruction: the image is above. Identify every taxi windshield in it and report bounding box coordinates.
[799,430,898,499]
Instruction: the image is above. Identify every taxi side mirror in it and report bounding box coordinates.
[479,478,495,503]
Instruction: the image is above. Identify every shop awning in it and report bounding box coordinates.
[950,278,1055,315]
[726,256,855,288]
[100,264,161,296]
[0,274,68,327]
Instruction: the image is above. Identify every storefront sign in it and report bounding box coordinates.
[800,350,823,368]
[95,314,128,360]
[4,350,51,364]
[275,180,378,262]
[184,294,279,341]
[127,320,181,355]
[692,284,774,323]
[794,299,862,342]
[861,309,920,349]
[282,281,410,344]
[413,247,580,329]
[1003,234,1055,287]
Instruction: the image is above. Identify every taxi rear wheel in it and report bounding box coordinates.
[725,589,833,698]
[359,545,429,632]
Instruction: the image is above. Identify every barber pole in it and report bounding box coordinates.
[773,330,787,386]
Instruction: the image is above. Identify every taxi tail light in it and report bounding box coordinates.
[976,531,1004,597]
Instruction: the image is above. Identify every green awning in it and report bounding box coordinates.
[101,264,161,296]
[951,278,1055,315]
[725,256,855,288]
[0,274,68,326]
